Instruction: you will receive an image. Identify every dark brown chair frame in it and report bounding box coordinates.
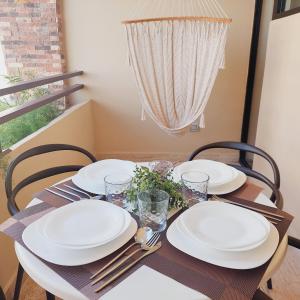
[4,144,97,300]
[188,141,282,208]
[0,286,5,300]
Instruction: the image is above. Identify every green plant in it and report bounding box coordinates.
[0,71,63,150]
[126,166,188,209]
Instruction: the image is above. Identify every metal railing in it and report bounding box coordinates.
[0,70,84,153]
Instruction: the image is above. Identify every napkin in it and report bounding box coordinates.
[101,266,210,300]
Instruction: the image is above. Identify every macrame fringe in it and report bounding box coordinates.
[141,108,146,121]
[219,53,225,69]
[199,114,205,128]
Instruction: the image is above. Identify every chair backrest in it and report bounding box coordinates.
[188,141,282,208]
[5,144,97,216]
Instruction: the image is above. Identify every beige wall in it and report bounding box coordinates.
[0,101,96,290]
[254,13,300,238]
[63,0,255,160]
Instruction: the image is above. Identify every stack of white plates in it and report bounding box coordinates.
[172,160,247,194]
[167,201,279,269]
[22,200,137,266]
[72,159,137,195]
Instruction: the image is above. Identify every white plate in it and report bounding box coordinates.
[173,160,236,187]
[206,171,247,195]
[23,213,137,266]
[172,161,247,195]
[167,217,279,270]
[72,159,137,194]
[179,202,270,251]
[42,200,130,249]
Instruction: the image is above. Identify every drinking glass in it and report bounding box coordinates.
[137,189,169,232]
[104,173,132,209]
[181,171,209,206]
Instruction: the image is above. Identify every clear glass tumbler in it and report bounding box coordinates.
[104,173,132,209]
[181,171,209,206]
[137,189,169,232]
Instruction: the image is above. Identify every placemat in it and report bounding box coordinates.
[0,180,293,300]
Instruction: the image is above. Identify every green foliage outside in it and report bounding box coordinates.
[0,71,63,150]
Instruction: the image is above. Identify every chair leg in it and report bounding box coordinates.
[0,286,6,300]
[267,278,273,289]
[13,264,24,300]
[45,291,55,300]
[253,288,273,300]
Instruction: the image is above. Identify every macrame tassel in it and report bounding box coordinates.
[199,114,205,128]
[219,52,225,69]
[141,108,146,121]
[125,26,132,66]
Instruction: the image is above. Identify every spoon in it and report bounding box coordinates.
[90,227,152,280]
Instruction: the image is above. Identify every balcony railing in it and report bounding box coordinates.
[0,71,84,153]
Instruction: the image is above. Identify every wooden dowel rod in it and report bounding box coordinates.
[122,16,232,24]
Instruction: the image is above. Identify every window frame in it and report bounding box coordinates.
[273,0,300,20]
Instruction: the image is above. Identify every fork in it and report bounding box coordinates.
[211,195,283,223]
[91,232,161,286]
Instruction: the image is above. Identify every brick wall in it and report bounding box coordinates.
[0,0,65,77]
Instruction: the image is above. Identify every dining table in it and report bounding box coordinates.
[0,162,293,300]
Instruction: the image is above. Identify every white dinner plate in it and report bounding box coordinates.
[206,171,247,195]
[173,160,236,187]
[72,159,137,194]
[42,200,130,249]
[23,212,137,266]
[167,217,279,270]
[172,160,247,195]
[179,202,270,251]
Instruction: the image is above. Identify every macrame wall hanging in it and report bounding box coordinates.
[123,0,231,135]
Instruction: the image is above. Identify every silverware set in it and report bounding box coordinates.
[211,195,285,224]
[91,229,161,293]
[46,184,102,201]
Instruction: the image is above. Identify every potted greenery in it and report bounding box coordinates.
[126,165,188,211]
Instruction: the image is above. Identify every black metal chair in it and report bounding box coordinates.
[188,141,283,290]
[4,144,97,300]
[188,141,282,209]
[253,288,273,300]
[0,286,5,300]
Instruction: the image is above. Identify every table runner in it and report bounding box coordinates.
[0,180,293,300]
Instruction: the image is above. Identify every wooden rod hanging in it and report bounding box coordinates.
[122,16,232,25]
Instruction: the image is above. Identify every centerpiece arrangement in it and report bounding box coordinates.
[126,164,188,210]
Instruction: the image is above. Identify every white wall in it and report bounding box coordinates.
[63,0,255,161]
[254,13,300,238]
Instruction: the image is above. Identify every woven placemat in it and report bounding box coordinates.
[0,180,293,300]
